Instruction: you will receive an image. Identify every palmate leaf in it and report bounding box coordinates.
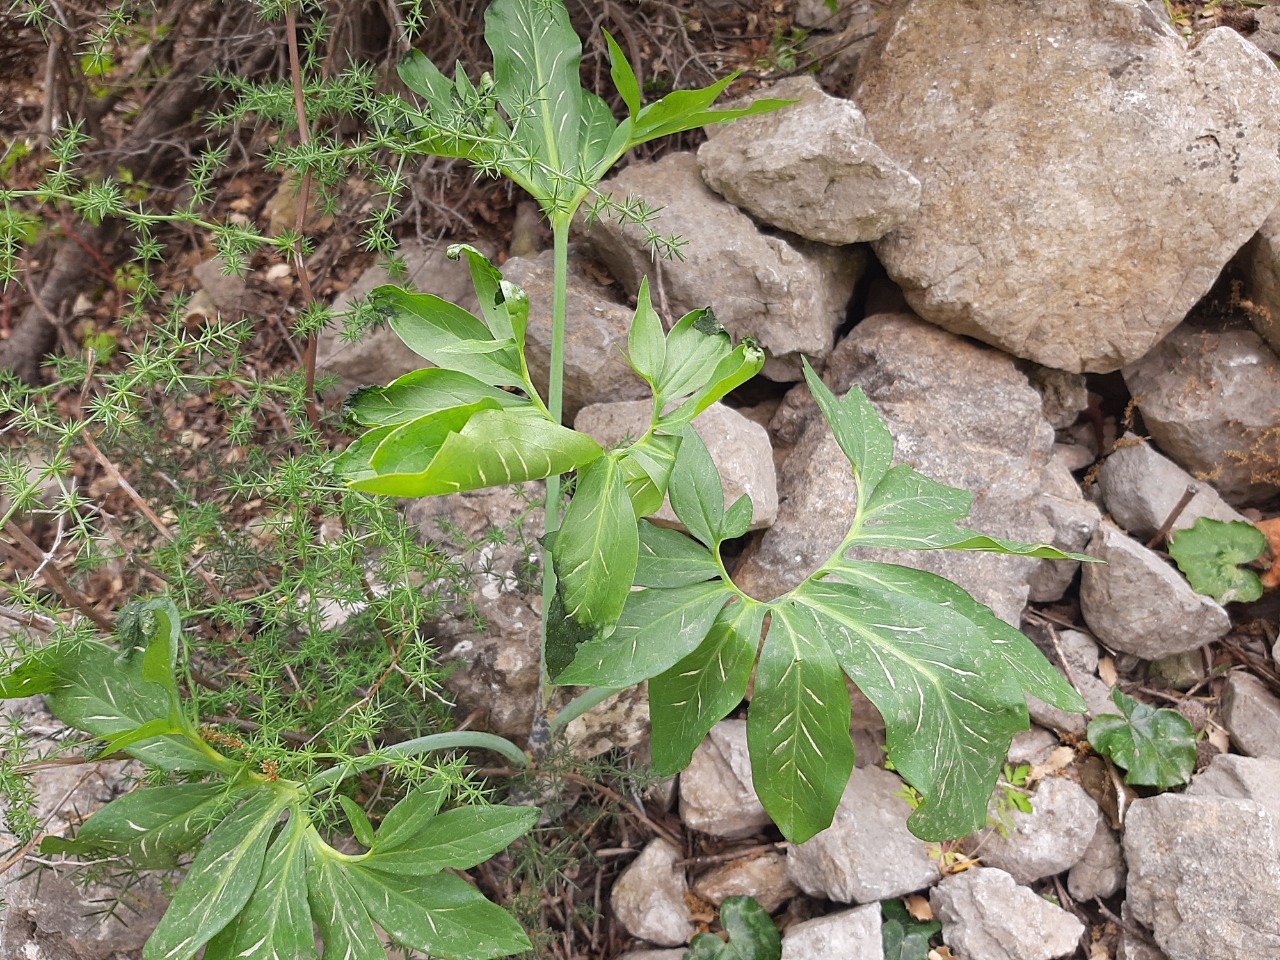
[203,813,315,960]
[1087,687,1196,788]
[143,793,285,960]
[558,366,1088,843]
[308,854,387,960]
[41,783,248,869]
[1168,517,1267,604]
[553,455,638,629]
[685,896,781,960]
[347,866,531,960]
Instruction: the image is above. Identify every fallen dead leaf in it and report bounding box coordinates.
[1098,655,1118,688]
[1256,517,1280,590]
[905,894,933,922]
[1029,745,1077,783]
[930,947,957,960]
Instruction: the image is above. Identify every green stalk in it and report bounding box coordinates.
[304,731,529,791]
[536,215,572,720]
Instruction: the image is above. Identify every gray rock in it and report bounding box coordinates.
[1027,467,1100,603]
[574,400,778,530]
[1067,812,1126,900]
[1251,7,1280,60]
[1079,522,1230,659]
[191,256,267,315]
[680,720,772,838]
[611,838,695,947]
[318,240,491,396]
[1120,901,1172,960]
[501,247,649,421]
[930,867,1084,960]
[1007,726,1062,767]
[780,903,884,960]
[615,952,687,960]
[1123,322,1280,505]
[1025,629,1117,736]
[577,152,864,380]
[1027,366,1090,430]
[407,483,544,738]
[691,852,798,913]
[1220,672,1280,760]
[736,311,1072,626]
[562,685,650,760]
[786,765,939,903]
[698,76,920,245]
[855,3,1280,373]
[1098,437,1249,541]
[793,0,867,29]
[972,776,1100,884]
[1188,753,1280,825]
[1246,208,1280,356]
[1124,794,1280,959]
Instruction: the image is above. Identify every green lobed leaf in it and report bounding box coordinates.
[485,0,584,207]
[544,589,601,681]
[347,865,531,960]
[366,803,538,876]
[668,427,724,548]
[618,432,680,517]
[115,598,182,711]
[46,642,220,772]
[603,29,641,119]
[659,340,766,432]
[1087,688,1197,788]
[627,277,666,384]
[1168,517,1267,604]
[202,813,316,960]
[748,603,855,843]
[308,852,387,960]
[143,792,285,960]
[791,567,1050,840]
[555,580,730,687]
[41,782,247,870]
[369,400,504,475]
[448,243,527,347]
[349,406,603,498]
[398,50,454,111]
[553,455,638,629]
[650,599,763,775]
[802,358,893,499]
[339,795,377,848]
[0,656,59,698]
[881,898,941,960]
[656,308,734,407]
[374,779,452,850]
[628,72,793,145]
[94,716,187,759]
[721,495,754,542]
[372,285,524,387]
[346,368,521,427]
[634,520,721,588]
[684,896,782,960]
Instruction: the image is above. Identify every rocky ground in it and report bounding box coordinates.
[5,0,1280,959]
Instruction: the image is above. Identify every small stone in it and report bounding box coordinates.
[1098,436,1250,540]
[680,721,772,838]
[691,852,798,913]
[574,401,778,530]
[1124,794,1280,959]
[972,777,1100,884]
[1220,672,1280,760]
[698,76,920,245]
[1027,366,1090,429]
[1123,323,1280,505]
[615,952,688,960]
[1250,7,1280,60]
[562,685,649,760]
[1187,753,1280,825]
[611,839,695,947]
[1247,208,1280,356]
[1147,650,1207,691]
[780,903,884,960]
[1067,812,1126,901]
[930,867,1084,960]
[1007,727,1062,767]
[786,765,939,903]
[191,256,266,315]
[1028,469,1101,603]
[1079,522,1230,659]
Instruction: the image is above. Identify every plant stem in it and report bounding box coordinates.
[549,685,623,736]
[304,731,529,791]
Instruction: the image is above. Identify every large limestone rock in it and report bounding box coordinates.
[576,152,864,380]
[1123,321,1280,505]
[971,777,1100,884]
[737,311,1077,625]
[1124,794,1280,959]
[698,75,920,245]
[854,1,1280,373]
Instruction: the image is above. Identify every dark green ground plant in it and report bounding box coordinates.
[1087,687,1197,789]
